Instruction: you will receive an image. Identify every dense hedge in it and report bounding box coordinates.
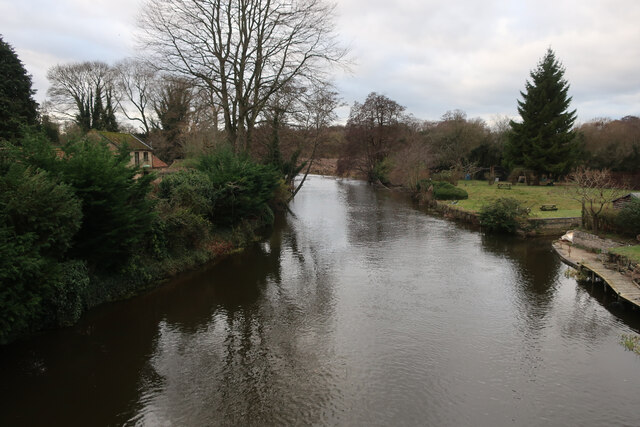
[0,155,84,342]
[196,148,281,226]
[417,179,469,200]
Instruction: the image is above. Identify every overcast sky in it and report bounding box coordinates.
[1,0,639,126]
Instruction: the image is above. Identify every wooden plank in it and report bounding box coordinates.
[553,242,640,309]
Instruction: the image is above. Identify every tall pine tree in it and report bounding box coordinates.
[0,36,38,141]
[505,48,580,181]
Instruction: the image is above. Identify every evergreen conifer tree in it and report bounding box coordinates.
[505,48,580,181]
[103,88,119,132]
[91,86,105,130]
[0,36,38,141]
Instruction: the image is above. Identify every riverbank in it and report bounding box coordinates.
[2,215,272,345]
[553,235,640,309]
[306,158,339,176]
[85,220,268,309]
[429,199,581,236]
[310,162,584,236]
[455,180,583,218]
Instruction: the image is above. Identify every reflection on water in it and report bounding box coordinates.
[1,176,640,426]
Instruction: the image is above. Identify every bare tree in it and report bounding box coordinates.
[113,58,158,136]
[180,86,224,157]
[289,82,340,199]
[47,61,117,131]
[451,158,482,181]
[578,116,640,172]
[339,92,406,183]
[567,167,624,232]
[427,109,489,168]
[139,0,347,152]
[388,132,433,189]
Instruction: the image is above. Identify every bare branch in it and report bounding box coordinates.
[567,167,625,232]
[138,0,348,151]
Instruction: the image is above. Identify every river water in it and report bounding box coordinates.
[1,176,640,426]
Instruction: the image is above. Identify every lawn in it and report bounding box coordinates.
[609,245,640,264]
[450,180,582,218]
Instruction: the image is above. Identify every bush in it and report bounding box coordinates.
[47,260,90,327]
[433,181,468,200]
[196,147,280,227]
[616,198,640,236]
[0,161,82,342]
[479,197,530,234]
[157,169,214,218]
[370,157,393,184]
[56,137,156,269]
[416,180,468,200]
[160,204,211,254]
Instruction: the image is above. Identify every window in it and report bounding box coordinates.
[143,151,149,162]
[135,151,140,165]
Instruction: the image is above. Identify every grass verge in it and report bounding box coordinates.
[452,180,582,218]
[609,245,640,264]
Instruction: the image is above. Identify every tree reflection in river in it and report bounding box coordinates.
[129,209,342,425]
[2,176,640,427]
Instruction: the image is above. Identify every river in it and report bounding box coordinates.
[1,176,640,426]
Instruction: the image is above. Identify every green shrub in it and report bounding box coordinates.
[196,147,280,227]
[162,205,211,254]
[157,169,214,218]
[0,162,82,342]
[416,179,468,200]
[479,197,530,234]
[370,157,393,184]
[433,181,468,200]
[56,137,156,269]
[47,260,90,327]
[616,198,640,236]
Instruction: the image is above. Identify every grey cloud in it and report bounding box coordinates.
[1,0,638,122]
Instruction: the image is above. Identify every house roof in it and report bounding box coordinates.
[613,193,640,202]
[88,130,152,151]
[152,154,168,168]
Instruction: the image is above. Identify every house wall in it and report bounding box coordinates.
[129,150,152,168]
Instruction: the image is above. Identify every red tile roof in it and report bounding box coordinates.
[152,154,168,168]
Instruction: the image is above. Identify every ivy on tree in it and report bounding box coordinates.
[0,36,38,141]
[504,48,580,180]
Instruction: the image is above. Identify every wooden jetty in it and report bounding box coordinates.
[553,241,640,309]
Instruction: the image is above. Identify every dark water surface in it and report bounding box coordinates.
[2,176,640,426]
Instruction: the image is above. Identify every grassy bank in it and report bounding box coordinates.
[610,245,640,264]
[450,180,582,218]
